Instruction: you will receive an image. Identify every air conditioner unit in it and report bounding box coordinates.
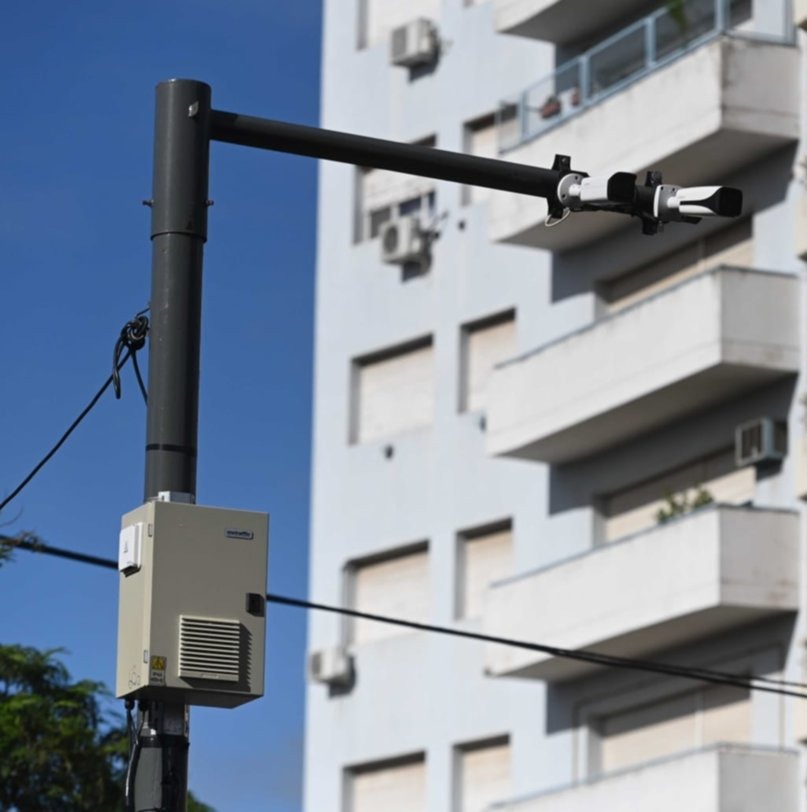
[390,19,438,68]
[309,646,354,687]
[380,216,426,265]
[735,417,787,467]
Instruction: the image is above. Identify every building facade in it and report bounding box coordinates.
[306,0,807,809]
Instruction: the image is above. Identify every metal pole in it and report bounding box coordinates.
[136,78,211,812]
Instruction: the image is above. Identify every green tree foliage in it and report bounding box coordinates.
[188,794,217,812]
[0,645,126,811]
[0,547,215,811]
[666,0,688,31]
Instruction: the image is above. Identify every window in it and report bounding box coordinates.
[358,0,440,49]
[461,312,516,414]
[349,755,427,812]
[603,450,755,542]
[357,139,437,242]
[603,219,753,312]
[456,738,511,812]
[462,114,497,205]
[351,545,430,644]
[457,523,513,620]
[596,684,750,774]
[353,337,434,444]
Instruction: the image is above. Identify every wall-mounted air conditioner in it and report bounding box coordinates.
[380,215,426,265]
[735,417,787,467]
[390,19,438,68]
[309,646,354,687]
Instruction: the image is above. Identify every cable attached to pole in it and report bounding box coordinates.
[123,698,144,812]
[113,311,150,403]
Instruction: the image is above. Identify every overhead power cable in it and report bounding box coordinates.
[267,594,807,699]
[0,311,149,515]
[4,533,806,699]
[3,533,119,571]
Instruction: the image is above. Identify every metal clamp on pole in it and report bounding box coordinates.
[557,171,637,211]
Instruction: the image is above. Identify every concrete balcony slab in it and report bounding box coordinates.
[492,745,798,812]
[486,268,798,465]
[484,506,799,682]
[495,0,647,44]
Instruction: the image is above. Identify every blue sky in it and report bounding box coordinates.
[0,3,322,809]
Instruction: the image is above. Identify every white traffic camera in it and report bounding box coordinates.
[554,167,742,232]
[653,185,743,221]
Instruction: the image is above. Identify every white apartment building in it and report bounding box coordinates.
[305,1,807,809]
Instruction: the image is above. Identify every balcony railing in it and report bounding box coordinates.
[497,0,786,151]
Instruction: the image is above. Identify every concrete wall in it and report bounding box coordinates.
[308,3,555,809]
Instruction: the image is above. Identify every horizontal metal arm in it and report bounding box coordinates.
[210,108,742,236]
[210,109,564,199]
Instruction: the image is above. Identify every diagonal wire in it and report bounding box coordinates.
[0,312,149,515]
[0,354,131,515]
[4,534,807,699]
[267,593,807,699]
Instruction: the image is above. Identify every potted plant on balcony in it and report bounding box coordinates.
[540,94,561,119]
[666,0,689,32]
[655,485,714,524]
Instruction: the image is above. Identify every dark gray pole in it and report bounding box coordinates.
[136,78,211,812]
[145,78,211,500]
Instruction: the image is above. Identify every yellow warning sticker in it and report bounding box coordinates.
[149,655,167,686]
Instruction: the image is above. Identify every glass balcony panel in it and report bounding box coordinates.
[496,99,521,153]
[498,0,789,153]
[521,61,583,141]
[588,25,647,101]
[655,0,717,62]
[729,0,753,26]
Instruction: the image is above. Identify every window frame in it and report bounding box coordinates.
[345,751,428,812]
[572,645,782,780]
[453,734,511,812]
[458,309,517,415]
[455,518,514,621]
[345,539,431,645]
[350,334,435,445]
